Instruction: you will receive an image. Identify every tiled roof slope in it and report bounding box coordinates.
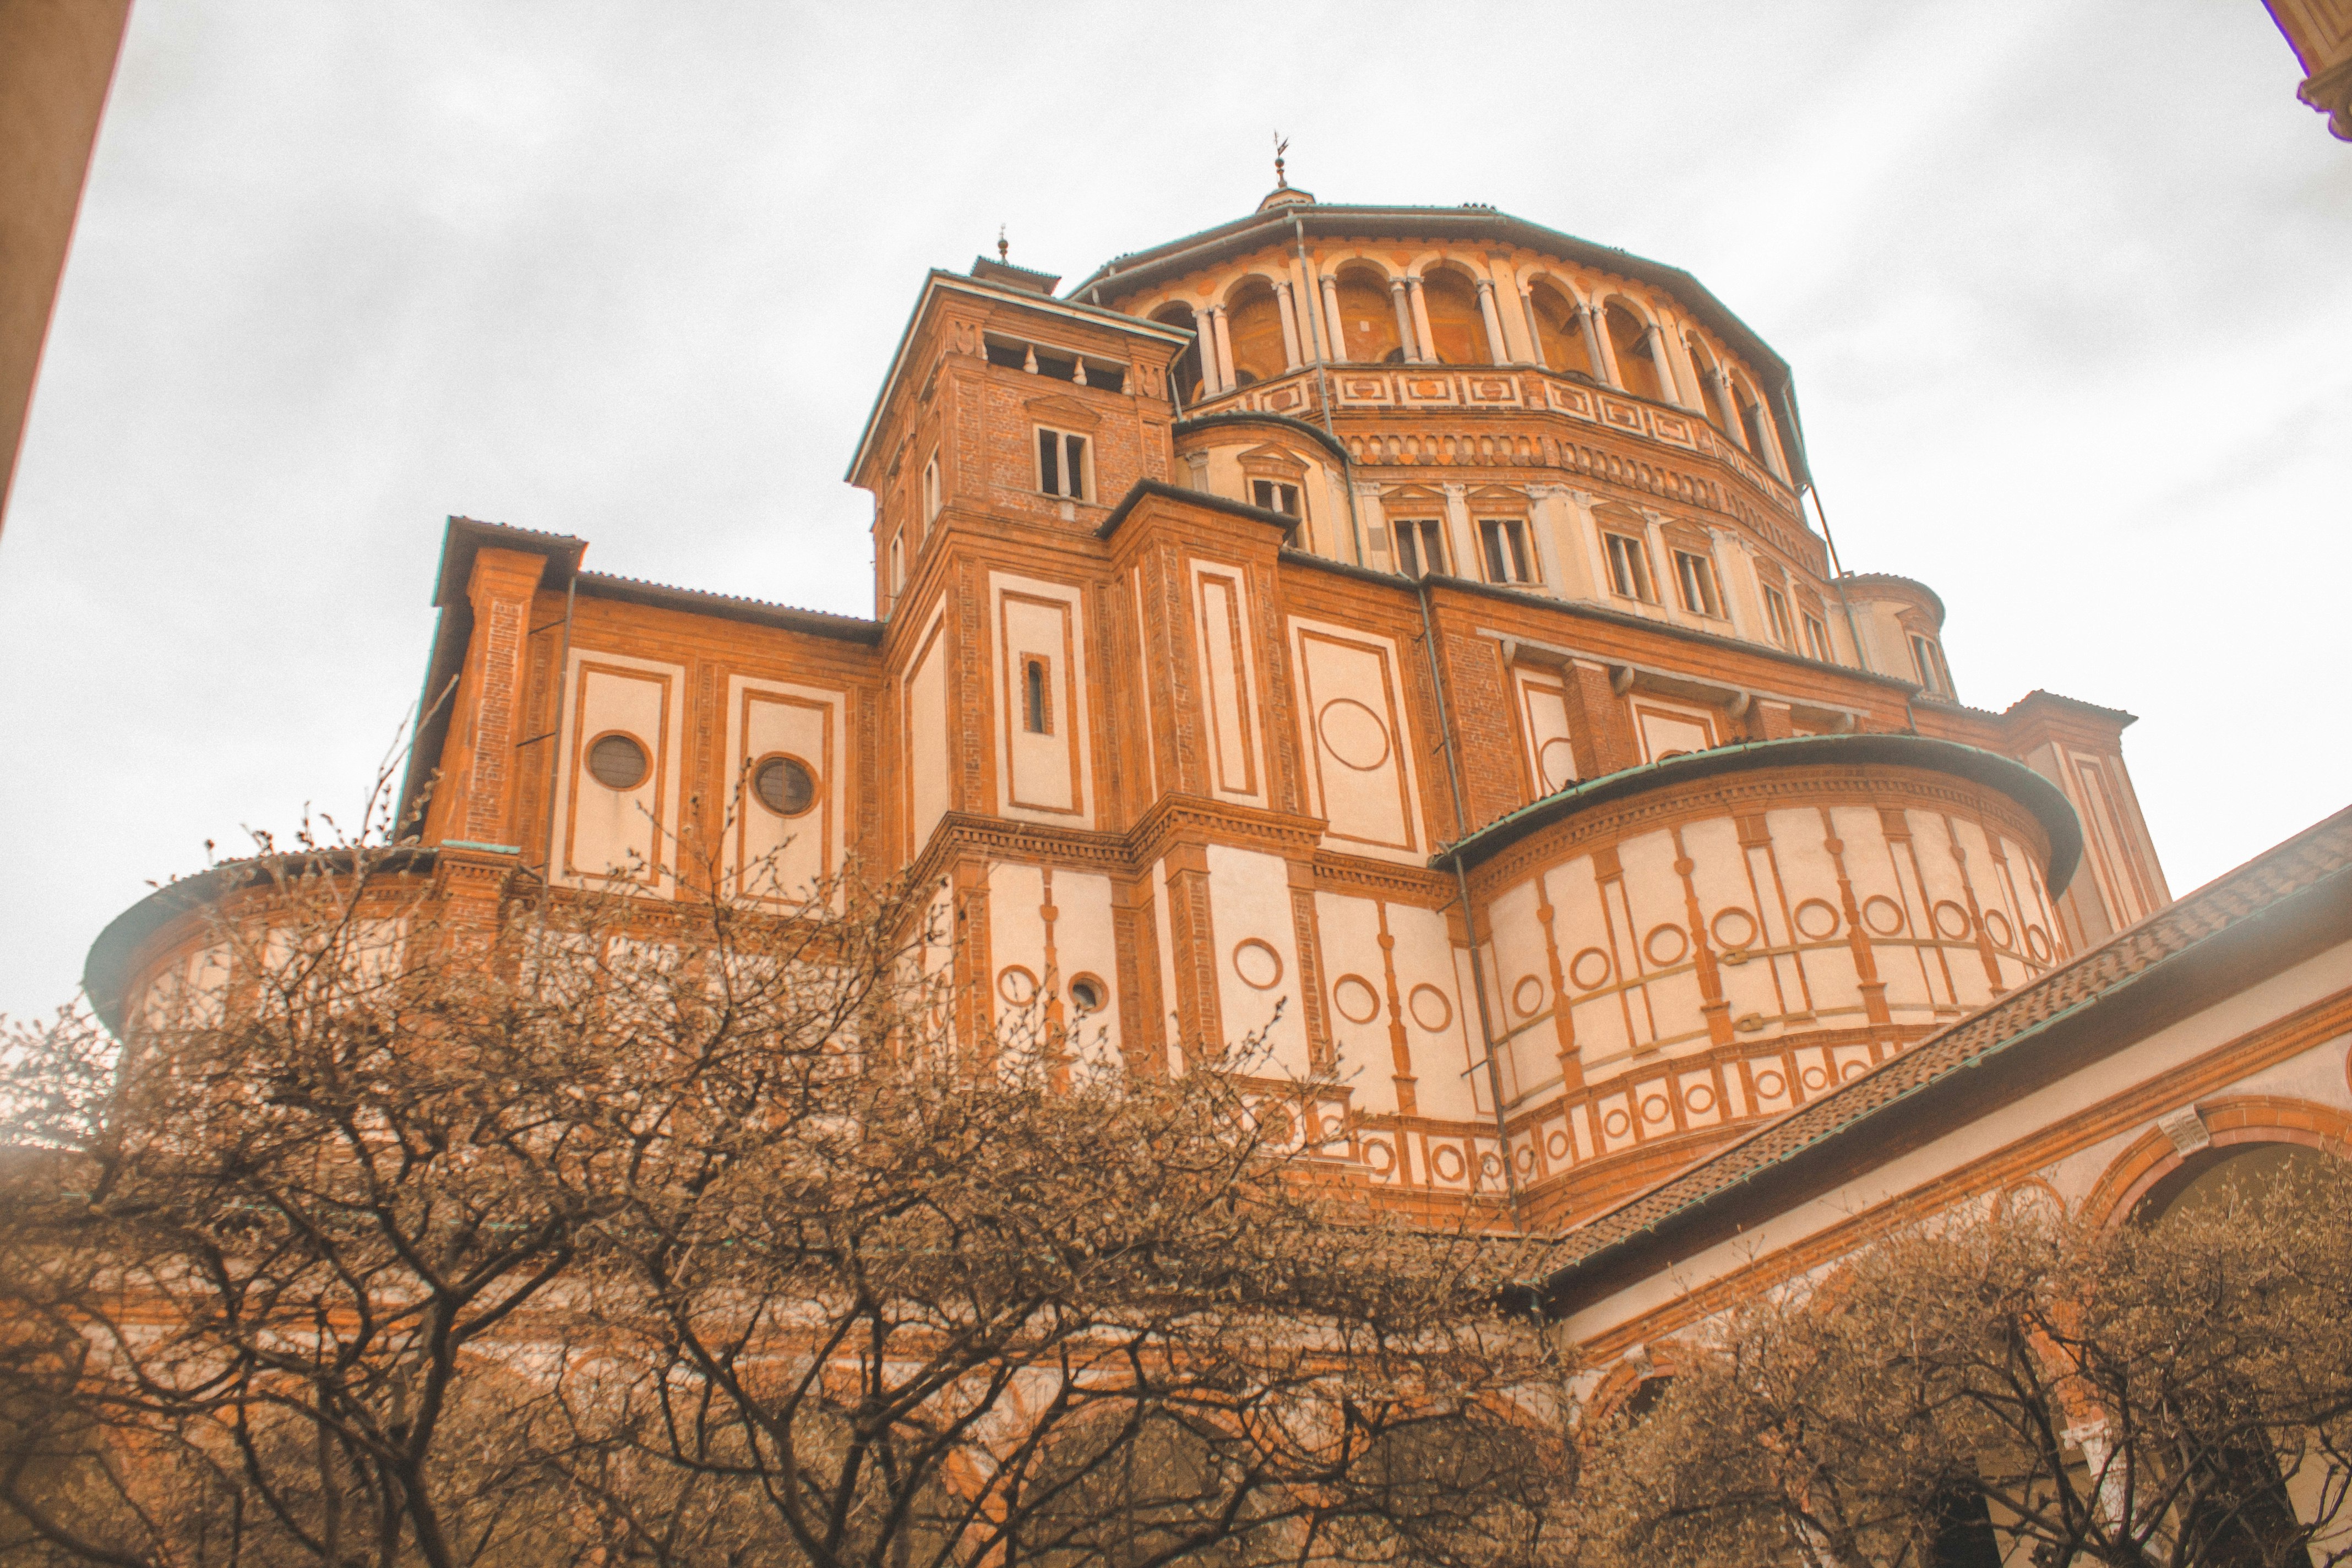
[1534,803,2352,1311]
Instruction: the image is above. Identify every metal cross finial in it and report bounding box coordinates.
[997,224,1009,263]
[1273,131,1289,188]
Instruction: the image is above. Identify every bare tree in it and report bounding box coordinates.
[0,804,1564,1568]
[1571,1160,2352,1568]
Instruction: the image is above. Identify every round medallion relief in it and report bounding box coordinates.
[997,966,1038,1006]
[1362,1140,1395,1174]
[1547,1129,1571,1159]
[1862,895,1908,937]
[1793,898,1842,940]
[1641,1095,1671,1125]
[1315,698,1392,771]
[2024,924,2053,963]
[1407,983,1453,1033]
[1645,923,1689,967]
[1983,909,2016,949]
[1710,906,1758,950]
[1511,974,1547,1017]
[1841,1059,1867,1081]
[1686,1083,1716,1114]
[1232,939,1284,990]
[1430,1144,1467,1182]
[1754,1070,1787,1100]
[1569,946,1614,990]
[1932,900,1973,940]
[1331,974,1381,1025]
[1801,1064,1831,1091]
[1602,1108,1632,1138]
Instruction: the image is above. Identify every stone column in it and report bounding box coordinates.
[1474,277,1510,365]
[1209,307,1237,394]
[1519,286,1548,371]
[1406,275,1436,364]
[1388,278,1417,363]
[1643,326,1683,406]
[1273,281,1303,371]
[1589,305,1624,389]
[1322,274,1347,362]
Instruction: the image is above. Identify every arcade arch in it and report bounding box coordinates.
[1417,265,1491,366]
[1330,264,1405,364]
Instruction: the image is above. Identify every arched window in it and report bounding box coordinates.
[1604,302,1663,401]
[1152,303,1206,406]
[1418,268,1491,366]
[1332,266,1403,364]
[1686,337,1734,431]
[1224,277,1286,388]
[1734,379,1774,462]
[1022,657,1051,735]
[1527,281,1593,377]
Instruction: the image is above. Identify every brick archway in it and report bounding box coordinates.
[2081,1093,2352,1230]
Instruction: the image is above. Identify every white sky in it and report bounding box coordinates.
[3,2,2346,1025]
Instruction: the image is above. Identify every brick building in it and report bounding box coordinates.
[85,186,2350,1291]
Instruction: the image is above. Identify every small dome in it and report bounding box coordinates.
[1257,184,1315,211]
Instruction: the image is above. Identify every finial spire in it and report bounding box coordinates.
[1273,130,1289,189]
[997,224,1009,263]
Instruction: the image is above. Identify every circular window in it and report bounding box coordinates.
[1068,973,1106,1014]
[586,732,650,791]
[752,754,818,817]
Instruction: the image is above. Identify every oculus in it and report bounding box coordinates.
[586,733,650,791]
[753,755,818,817]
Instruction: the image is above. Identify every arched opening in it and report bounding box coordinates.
[1527,281,1593,377]
[1332,266,1404,364]
[1224,276,1286,388]
[1732,377,1774,463]
[1604,302,1663,401]
[1152,303,1205,406]
[2132,1142,2338,1568]
[1686,336,1734,431]
[1418,268,1491,366]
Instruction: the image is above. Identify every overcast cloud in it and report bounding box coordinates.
[3,1,2346,1025]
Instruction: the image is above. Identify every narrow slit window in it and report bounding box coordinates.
[1478,518,1537,585]
[1604,532,1656,602]
[1760,584,1795,649]
[1803,612,1834,663]
[1675,550,1724,618]
[1393,518,1445,579]
[889,532,905,596]
[1022,656,1052,734]
[1911,634,1953,698]
[923,455,940,522]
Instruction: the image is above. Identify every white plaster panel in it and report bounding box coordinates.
[556,649,685,894]
[725,676,845,909]
[1204,844,1306,1074]
[1290,615,1425,863]
[906,617,950,852]
[992,573,1091,824]
[1314,891,1401,1116]
[1191,562,1265,805]
[1385,900,1478,1120]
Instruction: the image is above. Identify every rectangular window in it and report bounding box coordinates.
[1604,532,1656,602]
[1393,518,1446,579]
[1022,655,1052,734]
[1675,550,1724,618]
[923,455,940,522]
[1479,518,1538,586]
[889,532,905,596]
[1036,428,1088,500]
[1251,479,1300,518]
[1911,634,1953,698]
[1803,612,1834,663]
[1761,584,1795,649]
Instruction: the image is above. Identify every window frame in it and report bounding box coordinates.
[1021,655,1053,735]
[1035,426,1091,502]
[1478,517,1539,586]
[1603,531,1658,603]
[923,453,941,522]
[1674,549,1725,618]
[1392,518,1447,579]
[1910,633,1954,698]
[1251,478,1302,519]
[1760,584,1796,649]
[1803,612,1834,663]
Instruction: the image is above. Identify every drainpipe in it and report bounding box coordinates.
[1414,578,1523,1231]
[1291,210,1363,565]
